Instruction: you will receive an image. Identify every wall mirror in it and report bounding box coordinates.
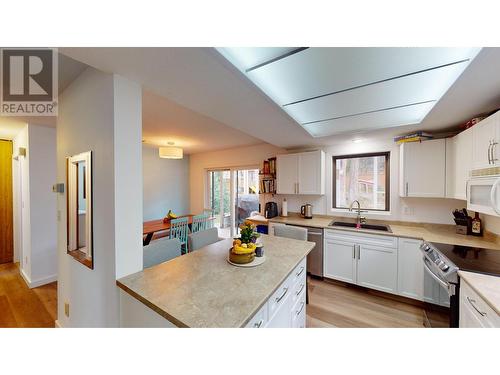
[67,151,93,269]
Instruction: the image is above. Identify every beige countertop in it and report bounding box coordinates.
[269,213,500,250]
[117,235,315,328]
[459,271,500,315]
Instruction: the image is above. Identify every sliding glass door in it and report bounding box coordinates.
[206,167,259,238]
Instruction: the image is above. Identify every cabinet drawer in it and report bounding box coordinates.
[324,229,397,248]
[268,277,292,319]
[245,303,268,328]
[291,289,307,328]
[460,280,500,328]
[291,276,306,305]
[291,258,307,287]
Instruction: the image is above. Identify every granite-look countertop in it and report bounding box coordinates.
[459,271,500,315]
[269,213,500,250]
[117,235,315,328]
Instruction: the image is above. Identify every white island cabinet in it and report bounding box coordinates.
[117,236,313,328]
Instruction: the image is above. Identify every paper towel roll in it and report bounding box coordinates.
[282,198,288,217]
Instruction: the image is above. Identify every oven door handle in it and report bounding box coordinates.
[423,258,450,290]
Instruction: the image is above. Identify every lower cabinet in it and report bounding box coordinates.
[324,238,357,283]
[324,230,449,306]
[357,244,397,294]
[324,230,397,293]
[398,238,424,300]
[460,278,500,328]
[397,237,449,306]
[246,257,307,328]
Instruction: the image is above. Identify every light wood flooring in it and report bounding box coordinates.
[0,262,445,328]
[306,277,446,328]
[0,262,57,328]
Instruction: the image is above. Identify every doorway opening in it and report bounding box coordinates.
[206,167,259,238]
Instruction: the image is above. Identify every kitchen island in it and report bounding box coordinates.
[117,235,315,328]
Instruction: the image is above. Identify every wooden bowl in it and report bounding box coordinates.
[228,248,255,264]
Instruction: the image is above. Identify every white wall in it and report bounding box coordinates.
[27,125,57,284]
[190,140,471,225]
[57,67,142,327]
[11,124,57,287]
[143,145,190,221]
[189,143,285,214]
[274,139,464,224]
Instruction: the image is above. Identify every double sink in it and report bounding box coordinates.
[329,220,392,233]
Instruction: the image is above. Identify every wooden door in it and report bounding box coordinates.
[0,140,13,264]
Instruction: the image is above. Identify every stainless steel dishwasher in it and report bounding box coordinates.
[305,227,323,278]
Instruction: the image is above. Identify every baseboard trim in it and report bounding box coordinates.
[20,269,57,289]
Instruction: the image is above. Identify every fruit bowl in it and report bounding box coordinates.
[228,249,255,264]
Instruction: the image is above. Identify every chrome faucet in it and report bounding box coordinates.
[349,200,367,226]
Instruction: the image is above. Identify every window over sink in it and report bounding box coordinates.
[333,152,390,211]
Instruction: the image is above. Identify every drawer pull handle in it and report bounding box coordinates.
[275,287,288,303]
[296,302,305,316]
[296,266,305,277]
[467,296,486,316]
[254,319,263,328]
[296,283,305,296]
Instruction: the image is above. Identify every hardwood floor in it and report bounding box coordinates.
[0,263,57,328]
[306,277,446,328]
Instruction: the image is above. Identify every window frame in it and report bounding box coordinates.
[332,151,391,212]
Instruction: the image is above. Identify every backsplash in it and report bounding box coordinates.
[268,194,465,225]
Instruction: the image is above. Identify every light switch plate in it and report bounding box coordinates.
[64,302,70,317]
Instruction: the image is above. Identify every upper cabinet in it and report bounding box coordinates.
[446,128,473,200]
[400,139,446,198]
[276,150,325,195]
[472,111,500,170]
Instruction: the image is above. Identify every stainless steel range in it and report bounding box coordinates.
[420,242,460,327]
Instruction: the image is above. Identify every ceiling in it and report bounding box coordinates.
[57,47,500,149]
[218,47,480,138]
[0,117,26,140]
[142,90,263,154]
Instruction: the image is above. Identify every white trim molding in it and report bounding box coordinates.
[20,269,57,289]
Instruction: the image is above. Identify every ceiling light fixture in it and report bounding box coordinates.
[352,139,363,143]
[159,142,183,159]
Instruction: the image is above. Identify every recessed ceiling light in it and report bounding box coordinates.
[352,139,363,143]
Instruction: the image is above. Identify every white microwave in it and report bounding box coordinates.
[467,173,500,216]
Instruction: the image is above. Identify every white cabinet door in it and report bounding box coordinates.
[400,139,446,198]
[297,150,325,195]
[276,153,299,194]
[357,244,398,294]
[472,115,498,169]
[454,129,473,200]
[397,238,424,301]
[266,293,292,328]
[324,238,357,284]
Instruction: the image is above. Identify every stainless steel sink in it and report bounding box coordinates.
[329,221,392,233]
